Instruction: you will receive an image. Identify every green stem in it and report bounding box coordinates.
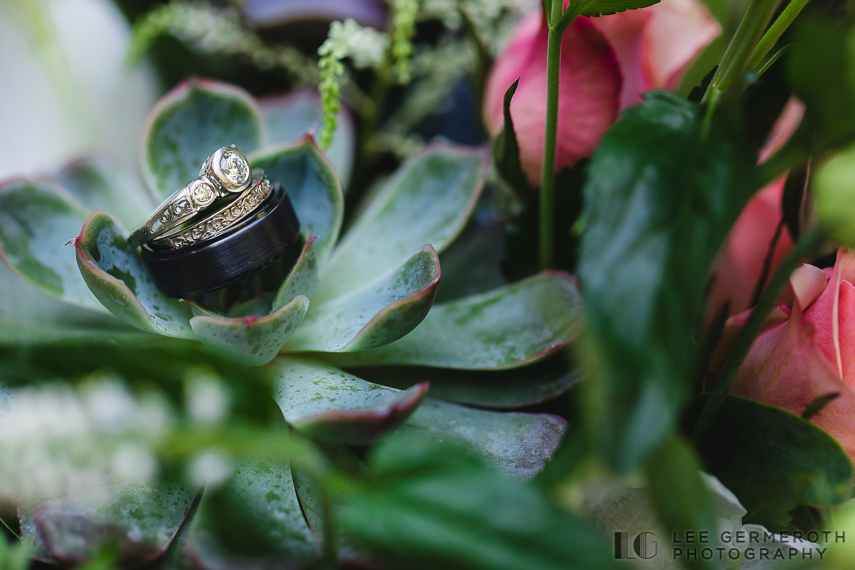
[0,515,20,539]
[692,228,823,442]
[702,0,784,103]
[540,25,563,270]
[746,0,811,71]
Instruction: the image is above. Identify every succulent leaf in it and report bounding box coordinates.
[142,495,200,570]
[18,501,59,565]
[286,245,440,352]
[141,78,265,201]
[184,459,318,569]
[273,232,318,310]
[354,348,582,409]
[55,156,154,231]
[250,136,344,264]
[260,91,355,188]
[0,179,107,312]
[328,272,585,370]
[190,295,310,367]
[74,212,195,339]
[272,358,429,444]
[315,146,488,301]
[34,481,195,566]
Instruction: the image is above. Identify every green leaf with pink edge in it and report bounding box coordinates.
[18,501,59,565]
[396,400,566,479]
[352,347,582,409]
[273,231,318,310]
[189,295,310,367]
[74,212,195,339]
[327,272,585,370]
[272,358,430,445]
[250,136,344,264]
[184,458,318,570]
[260,90,355,188]
[285,245,440,353]
[34,481,195,567]
[142,494,200,570]
[141,78,265,201]
[0,179,107,312]
[55,156,154,230]
[315,146,488,301]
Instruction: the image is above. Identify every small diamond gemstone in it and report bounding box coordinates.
[220,151,249,185]
[192,182,216,205]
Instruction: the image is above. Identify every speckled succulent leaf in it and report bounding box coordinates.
[315,146,488,301]
[396,400,566,478]
[142,496,200,570]
[290,441,373,563]
[55,156,154,231]
[190,295,309,367]
[0,179,106,312]
[286,245,440,352]
[250,136,344,264]
[0,261,145,347]
[260,90,355,188]
[354,348,582,409]
[34,481,195,566]
[328,272,585,370]
[74,212,195,339]
[273,232,318,310]
[272,358,429,444]
[141,78,265,201]
[18,501,58,565]
[184,459,318,569]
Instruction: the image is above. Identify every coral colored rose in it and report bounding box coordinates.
[728,250,855,460]
[483,0,721,185]
[706,99,805,319]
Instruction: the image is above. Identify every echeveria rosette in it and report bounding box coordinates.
[0,78,585,568]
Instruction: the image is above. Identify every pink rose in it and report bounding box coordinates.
[727,250,855,460]
[483,0,721,185]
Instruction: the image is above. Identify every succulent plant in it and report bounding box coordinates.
[0,77,584,568]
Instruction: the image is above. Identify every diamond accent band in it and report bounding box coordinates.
[153,177,272,250]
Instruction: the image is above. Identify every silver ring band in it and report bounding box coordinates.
[129,146,253,247]
[150,175,272,250]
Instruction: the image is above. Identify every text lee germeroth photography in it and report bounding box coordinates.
[3,0,855,569]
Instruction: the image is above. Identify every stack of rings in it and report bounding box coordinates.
[131,146,301,298]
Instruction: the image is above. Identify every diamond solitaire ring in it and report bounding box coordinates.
[128,146,253,247]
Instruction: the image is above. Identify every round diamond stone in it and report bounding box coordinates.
[220,151,249,185]
[192,182,216,205]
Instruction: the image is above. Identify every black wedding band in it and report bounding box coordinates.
[141,185,300,298]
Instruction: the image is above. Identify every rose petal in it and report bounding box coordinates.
[758,98,806,163]
[790,263,829,311]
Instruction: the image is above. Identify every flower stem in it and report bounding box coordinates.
[702,0,784,104]
[540,1,566,270]
[692,227,823,442]
[746,0,811,71]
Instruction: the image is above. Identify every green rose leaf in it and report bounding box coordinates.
[141,78,264,201]
[329,272,584,370]
[260,90,355,188]
[315,146,488,301]
[34,481,195,566]
[577,92,754,471]
[250,136,344,264]
[687,395,855,529]
[272,358,429,444]
[0,179,106,312]
[338,437,621,570]
[184,459,318,569]
[274,231,318,310]
[189,295,309,367]
[74,212,195,339]
[286,245,440,352]
[493,78,528,194]
[578,0,661,17]
[55,156,153,231]
[354,348,581,409]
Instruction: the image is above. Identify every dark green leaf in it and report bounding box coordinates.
[492,78,528,194]
[435,223,508,303]
[686,395,854,529]
[579,0,661,17]
[577,92,754,471]
[338,436,621,570]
